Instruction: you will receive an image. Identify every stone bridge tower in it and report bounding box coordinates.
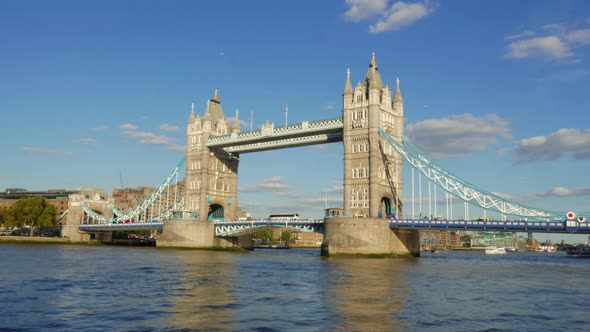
[342,53,404,218]
[185,90,240,221]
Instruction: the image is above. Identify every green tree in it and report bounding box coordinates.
[0,208,8,228]
[253,230,273,242]
[280,231,291,242]
[8,197,57,236]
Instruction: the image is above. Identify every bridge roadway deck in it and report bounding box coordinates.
[77,218,590,234]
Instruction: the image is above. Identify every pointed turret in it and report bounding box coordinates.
[393,77,404,116]
[188,102,195,122]
[211,89,220,103]
[232,108,241,133]
[207,89,226,127]
[203,100,212,120]
[364,52,383,89]
[343,68,353,95]
[394,77,403,102]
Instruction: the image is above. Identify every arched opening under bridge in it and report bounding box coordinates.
[208,204,224,221]
[381,197,395,218]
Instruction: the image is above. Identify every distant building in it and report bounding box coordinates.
[325,208,344,218]
[470,232,517,248]
[420,230,461,250]
[0,188,78,224]
[112,182,185,220]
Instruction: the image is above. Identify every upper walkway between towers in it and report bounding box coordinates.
[206,117,344,153]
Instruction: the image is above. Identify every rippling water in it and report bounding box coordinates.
[0,244,589,331]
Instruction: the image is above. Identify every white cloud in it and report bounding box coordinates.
[344,0,387,22]
[228,118,249,128]
[513,128,590,162]
[324,184,344,195]
[504,36,572,60]
[72,138,97,144]
[566,28,590,46]
[241,176,289,192]
[21,147,73,156]
[324,101,338,111]
[125,131,171,145]
[159,123,180,132]
[167,144,185,152]
[504,20,590,62]
[369,1,434,33]
[120,123,138,131]
[538,186,590,198]
[405,113,510,159]
[120,123,171,145]
[504,30,536,41]
[91,125,108,132]
[344,0,434,33]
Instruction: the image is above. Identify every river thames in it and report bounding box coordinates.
[0,244,588,331]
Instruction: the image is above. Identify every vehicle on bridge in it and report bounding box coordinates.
[268,213,299,221]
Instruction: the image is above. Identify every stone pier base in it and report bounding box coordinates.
[61,224,92,242]
[157,220,252,250]
[321,217,420,257]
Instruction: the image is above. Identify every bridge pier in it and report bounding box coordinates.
[157,220,252,250]
[321,217,420,257]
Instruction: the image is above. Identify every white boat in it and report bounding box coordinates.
[485,246,507,255]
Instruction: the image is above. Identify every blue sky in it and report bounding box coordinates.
[1,1,590,242]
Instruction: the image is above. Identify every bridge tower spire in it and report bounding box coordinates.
[185,90,240,222]
[342,52,402,219]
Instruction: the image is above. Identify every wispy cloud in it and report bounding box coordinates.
[505,30,536,41]
[504,36,573,60]
[91,125,108,132]
[125,131,171,145]
[72,138,97,144]
[229,118,249,128]
[120,123,138,131]
[405,113,511,159]
[504,20,590,63]
[513,128,590,162]
[323,184,344,195]
[344,0,436,33]
[324,101,338,112]
[167,144,185,152]
[21,147,73,156]
[120,123,171,145]
[538,186,590,198]
[344,0,387,22]
[241,176,289,192]
[370,1,435,33]
[159,123,180,132]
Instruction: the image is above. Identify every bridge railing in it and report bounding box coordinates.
[207,117,343,147]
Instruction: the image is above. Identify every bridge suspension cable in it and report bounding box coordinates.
[378,127,569,220]
[80,157,186,224]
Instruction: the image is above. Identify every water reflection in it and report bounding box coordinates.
[160,251,240,331]
[326,257,415,331]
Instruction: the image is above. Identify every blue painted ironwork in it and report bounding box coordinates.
[213,219,325,237]
[79,157,186,224]
[389,219,590,234]
[378,127,583,221]
[79,222,164,232]
[78,218,590,234]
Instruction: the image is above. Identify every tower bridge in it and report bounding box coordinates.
[67,53,588,256]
